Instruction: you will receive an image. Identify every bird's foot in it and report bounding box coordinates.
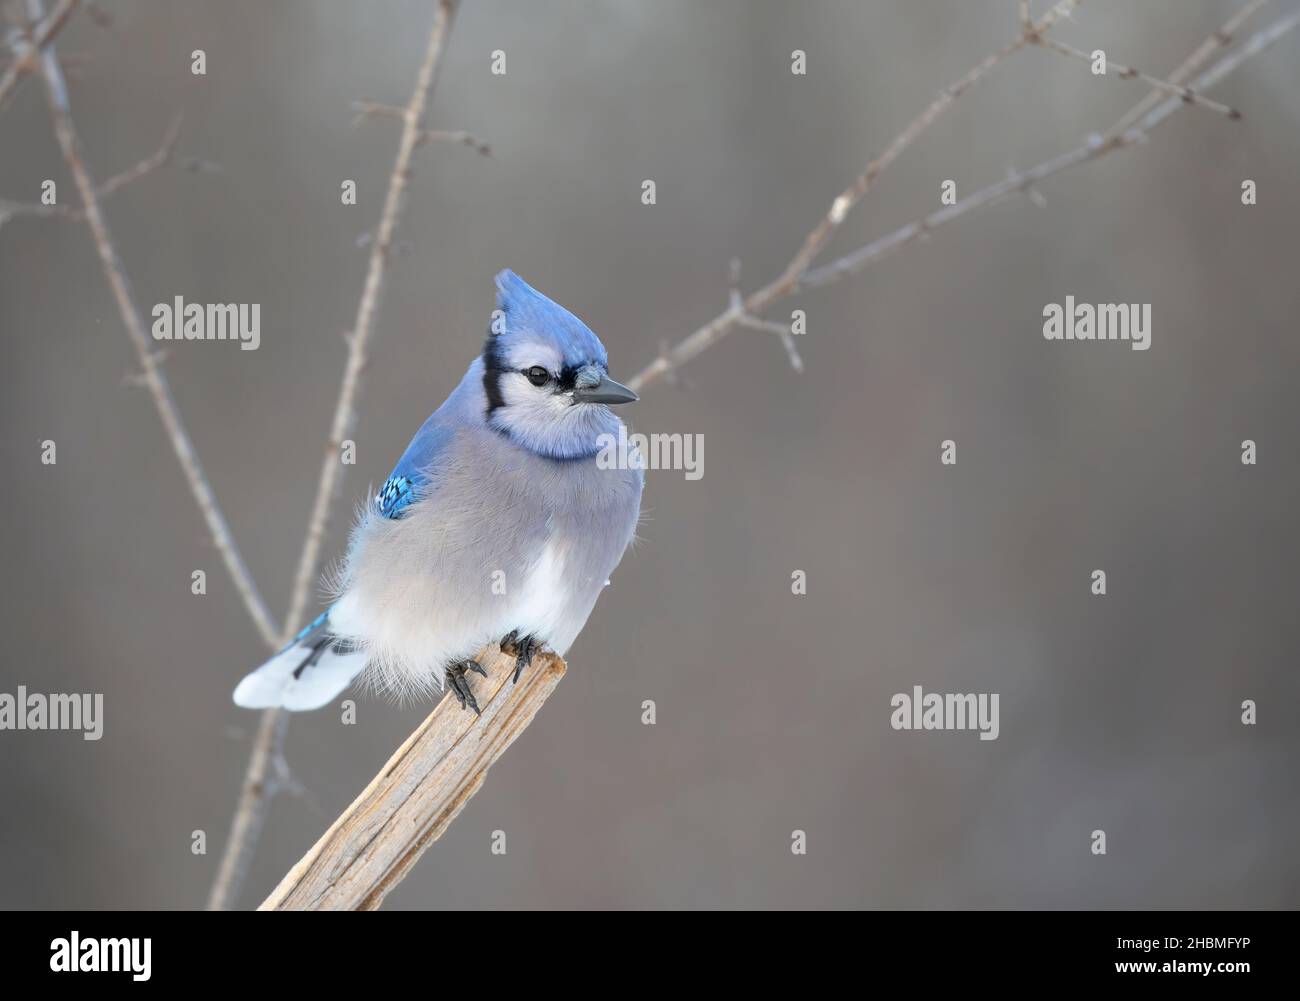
[499,630,540,684]
[444,659,487,715]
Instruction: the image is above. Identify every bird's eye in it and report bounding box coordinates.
[524,366,551,387]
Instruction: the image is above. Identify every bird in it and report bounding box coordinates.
[232,270,644,714]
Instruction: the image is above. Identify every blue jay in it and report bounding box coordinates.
[233,271,644,714]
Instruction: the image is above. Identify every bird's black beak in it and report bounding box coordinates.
[572,373,639,405]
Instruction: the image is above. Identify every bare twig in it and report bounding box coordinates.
[261,648,566,910]
[1032,34,1242,118]
[625,0,1084,393]
[352,100,490,154]
[415,129,491,155]
[205,708,290,909]
[1107,0,1271,136]
[628,0,1288,393]
[27,0,281,649]
[802,9,1297,290]
[0,113,181,229]
[0,0,77,111]
[285,0,459,639]
[206,0,463,912]
[727,259,803,372]
[95,113,184,196]
[349,99,407,123]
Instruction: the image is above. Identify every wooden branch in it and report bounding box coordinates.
[207,0,463,912]
[261,648,566,911]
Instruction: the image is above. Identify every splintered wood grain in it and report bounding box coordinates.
[260,648,565,910]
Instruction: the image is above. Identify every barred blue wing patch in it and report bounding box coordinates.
[376,474,418,519]
[292,608,330,643]
[375,416,453,520]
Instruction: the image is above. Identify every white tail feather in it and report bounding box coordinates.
[233,641,367,712]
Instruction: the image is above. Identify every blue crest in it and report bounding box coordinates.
[493,270,608,369]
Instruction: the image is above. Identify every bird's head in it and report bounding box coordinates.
[481,270,637,459]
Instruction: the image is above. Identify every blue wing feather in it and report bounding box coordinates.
[375,473,418,519]
[374,418,456,520]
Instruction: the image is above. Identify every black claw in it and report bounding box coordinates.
[500,631,542,684]
[444,661,482,715]
[515,636,537,684]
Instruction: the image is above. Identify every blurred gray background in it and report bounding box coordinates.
[1,0,1297,910]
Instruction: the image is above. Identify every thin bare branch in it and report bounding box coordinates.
[205,707,290,910]
[726,259,803,372]
[206,0,463,912]
[0,113,181,228]
[626,0,1083,393]
[736,311,804,372]
[27,0,280,650]
[415,128,490,155]
[803,9,1299,290]
[0,0,78,111]
[1033,34,1242,118]
[349,99,406,123]
[96,112,183,196]
[627,0,1293,394]
[352,99,490,154]
[1107,0,1271,136]
[285,0,459,638]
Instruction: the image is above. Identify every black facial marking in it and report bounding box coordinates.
[481,329,507,416]
[556,364,581,392]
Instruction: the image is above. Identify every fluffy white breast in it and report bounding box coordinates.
[511,535,574,653]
